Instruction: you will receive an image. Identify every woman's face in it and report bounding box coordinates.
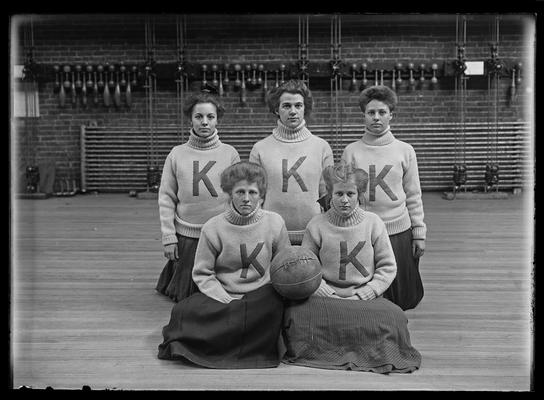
[191,102,218,138]
[231,180,262,216]
[277,92,305,128]
[363,99,392,134]
[331,182,359,216]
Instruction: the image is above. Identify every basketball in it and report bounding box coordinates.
[270,246,323,300]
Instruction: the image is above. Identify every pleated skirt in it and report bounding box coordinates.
[383,228,424,311]
[155,234,200,302]
[281,296,422,374]
[158,284,285,369]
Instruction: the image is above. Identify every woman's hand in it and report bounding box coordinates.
[356,285,376,301]
[164,243,178,261]
[412,239,425,258]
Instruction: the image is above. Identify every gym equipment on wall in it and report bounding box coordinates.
[113,66,122,108]
[54,62,139,109]
[175,15,188,144]
[484,15,504,192]
[360,63,368,89]
[330,14,343,160]
[408,63,416,89]
[19,16,48,199]
[450,15,468,199]
[139,16,161,198]
[298,15,310,88]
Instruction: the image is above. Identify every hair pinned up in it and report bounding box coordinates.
[265,79,313,118]
[322,162,369,198]
[183,92,225,119]
[220,161,268,202]
[358,85,398,113]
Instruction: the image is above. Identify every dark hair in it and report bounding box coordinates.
[322,162,368,197]
[183,92,226,119]
[358,85,398,113]
[265,79,313,118]
[220,161,268,200]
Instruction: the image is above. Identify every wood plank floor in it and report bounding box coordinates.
[10,191,534,391]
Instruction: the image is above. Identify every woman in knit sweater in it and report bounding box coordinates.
[155,92,240,302]
[158,161,291,368]
[341,85,426,311]
[249,79,334,245]
[281,162,421,373]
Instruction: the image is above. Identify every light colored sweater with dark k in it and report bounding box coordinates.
[302,203,397,298]
[192,202,290,303]
[341,128,426,240]
[158,129,240,244]
[249,120,334,244]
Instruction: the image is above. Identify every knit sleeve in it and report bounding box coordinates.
[322,140,334,169]
[248,144,261,165]
[273,222,291,256]
[340,145,352,166]
[301,220,321,259]
[192,227,236,304]
[403,146,427,240]
[158,151,179,246]
[319,141,335,198]
[366,219,397,297]
[312,278,337,297]
[231,147,241,164]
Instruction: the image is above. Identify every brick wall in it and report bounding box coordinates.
[12,14,534,189]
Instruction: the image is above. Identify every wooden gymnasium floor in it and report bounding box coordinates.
[10,191,534,391]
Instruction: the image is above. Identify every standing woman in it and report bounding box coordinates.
[156,92,240,302]
[341,85,426,311]
[158,161,291,368]
[249,79,334,245]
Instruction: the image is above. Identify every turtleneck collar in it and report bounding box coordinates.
[187,128,221,150]
[272,119,312,142]
[326,201,366,227]
[224,201,264,226]
[361,127,395,146]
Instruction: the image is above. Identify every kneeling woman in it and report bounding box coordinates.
[282,162,422,373]
[158,161,291,369]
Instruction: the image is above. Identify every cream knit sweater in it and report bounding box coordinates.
[341,128,426,240]
[302,203,397,298]
[158,129,240,244]
[192,202,290,303]
[249,120,334,244]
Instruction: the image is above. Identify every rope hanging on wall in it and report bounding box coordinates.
[22,15,40,194]
[485,15,501,192]
[144,16,160,193]
[176,15,188,144]
[330,14,342,160]
[298,15,310,88]
[451,15,468,198]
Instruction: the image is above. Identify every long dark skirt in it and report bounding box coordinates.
[158,284,285,369]
[383,228,424,311]
[155,234,200,302]
[282,296,421,374]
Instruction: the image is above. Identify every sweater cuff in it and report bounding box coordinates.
[366,281,386,297]
[355,285,377,300]
[162,234,178,246]
[412,226,426,240]
[312,280,336,297]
